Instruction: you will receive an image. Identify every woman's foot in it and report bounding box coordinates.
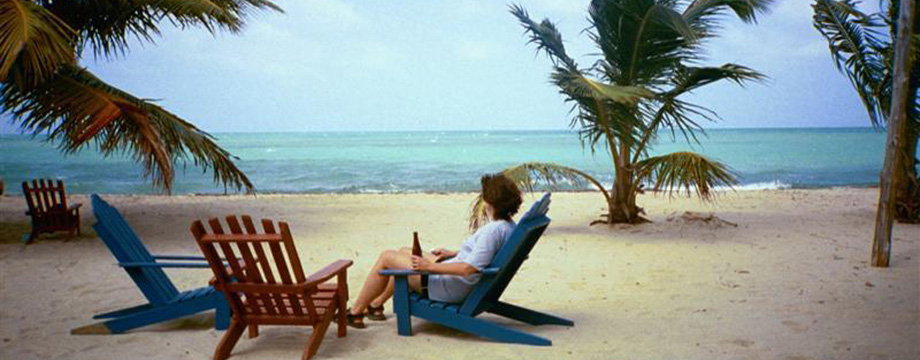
[345,308,366,329]
[366,304,386,321]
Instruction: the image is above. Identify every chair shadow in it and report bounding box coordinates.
[227,324,372,359]
[0,221,96,244]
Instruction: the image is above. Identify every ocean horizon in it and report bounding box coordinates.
[1,127,912,195]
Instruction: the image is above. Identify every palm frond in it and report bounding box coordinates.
[553,72,647,156]
[643,97,713,146]
[552,69,654,106]
[632,63,765,152]
[1,66,253,193]
[813,0,888,126]
[635,151,737,201]
[501,162,598,193]
[47,0,282,58]
[513,4,649,154]
[668,63,766,93]
[469,162,609,229]
[0,0,75,86]
[509,4,578,70]
[684,0,774,26]
[589,0,698,86]
[157,0,282,32]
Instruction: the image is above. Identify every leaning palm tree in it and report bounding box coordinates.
[0,0,282,193]
[813,0,920,222]
[489,1,770,226]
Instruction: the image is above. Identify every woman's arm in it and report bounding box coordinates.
[411,256,478,277]
[430,248,458,261]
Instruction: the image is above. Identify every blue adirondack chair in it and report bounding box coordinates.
[70,194,230,335]
[380,192,573,346]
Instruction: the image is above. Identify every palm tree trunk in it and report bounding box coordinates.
[891,0,920,224]
[606,171,648,224]
[605,150,647,224]
[894,121,919,222]
[872,0,916,267]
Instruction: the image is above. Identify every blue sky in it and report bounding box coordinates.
[2,1,876,133]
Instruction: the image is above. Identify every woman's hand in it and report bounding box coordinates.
[410,255,432,271]
[430,248,457,260]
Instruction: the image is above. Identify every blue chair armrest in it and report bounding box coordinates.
[118,262,212,268]
[380,268,501,276]
[481,267,500,275]
[379,269,430,276]
[152,255,208,261]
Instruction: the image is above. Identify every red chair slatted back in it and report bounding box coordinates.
[22,179,72,237]
[22,179,68,216]
[191,216,319,323]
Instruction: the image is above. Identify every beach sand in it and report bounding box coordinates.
[0,189,917,360]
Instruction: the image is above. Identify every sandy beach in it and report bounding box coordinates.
[0,189,917,360]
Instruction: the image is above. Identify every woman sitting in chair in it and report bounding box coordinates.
[345,173,522,328]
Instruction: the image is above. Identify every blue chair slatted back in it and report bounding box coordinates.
[459,193,551,316]
[91,194,179,305]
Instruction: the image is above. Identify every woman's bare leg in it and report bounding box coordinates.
[349,249,421,316]
[369,247,409,308]
[370,247,439,308]
[370,278,395,309]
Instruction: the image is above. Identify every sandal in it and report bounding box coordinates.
[366,304,387,321]
[345,308,366,329]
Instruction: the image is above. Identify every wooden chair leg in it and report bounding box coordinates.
[337,273,348,338]
[302,310,335,360]
[214,319,245,360]
[336,294,346,338]
[248,325,258,338]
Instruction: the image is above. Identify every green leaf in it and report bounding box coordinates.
[684,0,774,25]
[553,69,654,105]
[812,0,888,127]
[635,151,738,201]
[0,0,75,86]
[509,4,577,70]
[46,0,282,59]
[2,67,253,193]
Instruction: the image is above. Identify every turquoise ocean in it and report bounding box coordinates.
[0,128,910,195]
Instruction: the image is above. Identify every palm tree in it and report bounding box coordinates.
[490,1,770,226]
[813,0,920,223]
[0,0,282,193]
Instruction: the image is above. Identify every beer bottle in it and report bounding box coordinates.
[412,231,422,257]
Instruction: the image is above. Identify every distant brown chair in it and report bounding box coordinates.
[22,179,82,243]
[191,216,352,360]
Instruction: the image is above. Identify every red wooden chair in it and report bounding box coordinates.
[191,215,352,360]
[22,179,82,243]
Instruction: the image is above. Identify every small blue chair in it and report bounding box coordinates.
[380,193,573,345]
[71,194,230,334]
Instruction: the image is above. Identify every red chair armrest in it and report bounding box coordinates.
[304,259,353,288]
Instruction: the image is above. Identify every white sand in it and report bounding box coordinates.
[0,189,917,360]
